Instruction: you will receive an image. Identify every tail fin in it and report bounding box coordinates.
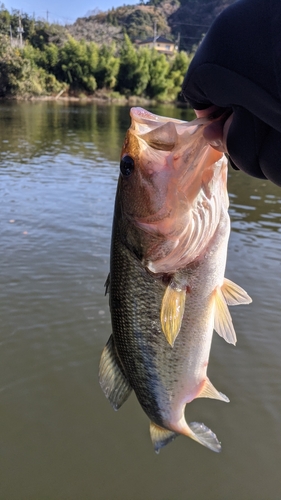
[149,420,221,453]
[188,421,222,453]
[150,422,178,454]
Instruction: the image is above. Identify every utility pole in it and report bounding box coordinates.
[17,15,24,48]
[176,32,180,52]
[153,20,157,48]
[46,10,49,22]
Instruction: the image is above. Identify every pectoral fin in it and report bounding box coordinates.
[214,287,237,345]
[222,278,252,306]
[197,377,229,402]
[150,422,178,453]
[99,334,132,410]
[160,285,186,347]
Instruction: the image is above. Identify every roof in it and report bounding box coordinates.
[138,35,174,45]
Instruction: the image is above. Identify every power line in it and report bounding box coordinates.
[180,35,205,40]
[170,22,211,27]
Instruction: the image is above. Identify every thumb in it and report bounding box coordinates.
[226,108,269,179]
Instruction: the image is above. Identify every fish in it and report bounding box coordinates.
[99,107,252,453]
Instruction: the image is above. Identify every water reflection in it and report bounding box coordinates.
[0,101,195,164]
[0,101,281,499]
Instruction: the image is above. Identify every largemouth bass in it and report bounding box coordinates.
[99,107,251,453]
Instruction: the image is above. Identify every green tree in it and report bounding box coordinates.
[146,50,170,100]
[28,20,68,50]
[125,9,153,40]
[166,50,192,100]
[0,4,11,34]
[133,47,151,96]
[58,37,98,92]
[116,34,139,95]
[42,43,59,72]
[0,34,62,97]
[95,43,119,89]
[170,50,192,75]
[23,41,59,75]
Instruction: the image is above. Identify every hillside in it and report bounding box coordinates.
[67,1,178,47]
[68,0,237,52]
[169,0,237,51]
[0,0,237,100]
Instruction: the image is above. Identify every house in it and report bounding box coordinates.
[137,35,177,55]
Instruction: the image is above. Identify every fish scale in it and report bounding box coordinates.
[110,219,171,427]
[99,107,252,453]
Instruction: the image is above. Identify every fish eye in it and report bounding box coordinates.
[120,155,134,177]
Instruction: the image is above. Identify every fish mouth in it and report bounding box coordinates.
[130,106,208,131]
[130,107,187,126]
[129,107,206,154]
[122,108,229,274]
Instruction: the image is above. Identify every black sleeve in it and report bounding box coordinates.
[181,0,281,185]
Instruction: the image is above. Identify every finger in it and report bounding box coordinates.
[260,128,281,186]
[222,114,233,151]
[202,112,233,152]
[226,108,269,179]
[203,120,224,148]
[195,105,219,118]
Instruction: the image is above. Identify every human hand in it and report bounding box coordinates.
[195,106,233,154]
[181,0,281,186]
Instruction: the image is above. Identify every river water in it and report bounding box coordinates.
[0,101,281,499]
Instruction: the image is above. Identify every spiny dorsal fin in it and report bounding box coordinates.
[196,377,229,402]
[214,287,237,345]
[222,278,252,306]
[104,274,110,296]
[160,285,186,347]
[189,422,222,453]
[99,334,132,410]
[150,422,178,454]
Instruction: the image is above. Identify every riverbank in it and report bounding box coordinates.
[0,93,190,108]
[1,89,189,108]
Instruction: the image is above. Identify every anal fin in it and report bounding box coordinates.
[99,334,132,410]
[189,422,221,453]
[160,284,186,347]
[150,422,178,454]
[222,278,252,306]
[197,377,229,403]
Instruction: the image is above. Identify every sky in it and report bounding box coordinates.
[2,0,141,24]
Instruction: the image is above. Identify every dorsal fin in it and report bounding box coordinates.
[99,335,132,410]
[104,273,110,296]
